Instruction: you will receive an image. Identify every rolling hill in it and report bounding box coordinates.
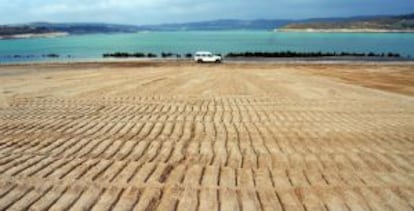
[1,13,413,38]
[279,14,414,32]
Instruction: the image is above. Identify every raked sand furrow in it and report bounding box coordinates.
[0,62,413,210]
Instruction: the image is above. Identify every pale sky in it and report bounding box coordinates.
[1,0,413,25]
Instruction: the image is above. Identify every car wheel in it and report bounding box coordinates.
[197,59,203,63]
[215,60,221,63]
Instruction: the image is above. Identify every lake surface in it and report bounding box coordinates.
[1,31,414,63]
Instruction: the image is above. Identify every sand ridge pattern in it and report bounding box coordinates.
[0,62,413,211]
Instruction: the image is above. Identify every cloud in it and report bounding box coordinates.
[0,0,413,24]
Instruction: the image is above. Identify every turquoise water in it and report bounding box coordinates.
[1,31,414,63]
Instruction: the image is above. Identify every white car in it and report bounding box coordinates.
[194,51,222,63]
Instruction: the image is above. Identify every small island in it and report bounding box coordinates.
[278,14,414,33]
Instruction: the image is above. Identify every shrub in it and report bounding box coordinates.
[147,53,157,58]
[43,54,60,58]
[161,52,173,58]
[133,53,145,57]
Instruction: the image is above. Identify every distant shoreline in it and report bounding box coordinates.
[2,51,413,65]
[276,28,414,33]
[2,57,414,66]
[0,32,68,40]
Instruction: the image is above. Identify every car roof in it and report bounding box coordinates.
[195,51,212,54]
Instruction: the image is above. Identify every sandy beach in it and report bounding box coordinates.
[0,61,413,210]
[0,32,68,40]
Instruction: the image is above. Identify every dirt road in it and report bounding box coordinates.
[0,62,413,210]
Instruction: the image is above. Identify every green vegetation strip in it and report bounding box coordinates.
[102,51,402,58]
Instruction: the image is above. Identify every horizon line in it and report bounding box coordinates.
[1,12,413,26]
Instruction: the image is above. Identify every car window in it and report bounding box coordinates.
[196,53,215,57]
